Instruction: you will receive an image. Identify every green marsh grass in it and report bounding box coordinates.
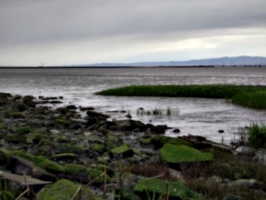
[96,85,266,109]
[136,107,179,116]
[248,123,266,148]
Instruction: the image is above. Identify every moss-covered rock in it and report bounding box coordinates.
[4,111,26,118]
[52,153,77,161]
[15,126,31,134]
[90,143,105,154]
[140,137,152,146]
[110,144,134,159]
[105,134,124,150]
[151,135,192,149]
[160,144,213,164]
[4,134,27,144]
[115,187,141,200]
[133,178,204,200]
[36,179,102,200]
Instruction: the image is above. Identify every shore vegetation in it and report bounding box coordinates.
[96,84,266,109]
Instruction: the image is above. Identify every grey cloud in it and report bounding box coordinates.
[1,0,266,47]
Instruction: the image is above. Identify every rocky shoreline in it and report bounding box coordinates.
[1,92,266,200]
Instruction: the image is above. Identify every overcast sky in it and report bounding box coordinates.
[1,0,266,66]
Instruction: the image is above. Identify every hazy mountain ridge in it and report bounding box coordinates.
[88,56,266,66]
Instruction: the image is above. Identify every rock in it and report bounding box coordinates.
[0,149,8,166]
[66,105,77,110]
[229,179,259,188]
[223,194,244,200]
[87,110,110,119]
[36,179,101,200]
[133,178,204,200]
[9,102,28,112]
[0,170,52,195]
[5,156,57,182]
[151,135,191,149]
[110,144,134,159]
[115,187,141,200]
[112,120,146,132]
[79,106,95,111]
[146,125,166,135]
[218,130,225,133]
[23,95,36,108]
[5,134,27,144]
[160,144,213,169]
[172,128,180,133]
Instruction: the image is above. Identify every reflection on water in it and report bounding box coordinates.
[1,67,266,144]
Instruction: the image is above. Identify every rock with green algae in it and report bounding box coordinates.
[151,135,192,149]
[4,134,27,144]
[36,179,102,200]
[160,144,213,164]
[133,178,205,200]
[110,144,134,159]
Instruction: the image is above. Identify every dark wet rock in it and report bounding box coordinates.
[111,119,146,132]
[49,100,63,104]
[0,170,52,195]
[9,102,28,112]
[66,105,77,110]
[0,149,8,166]
[79,106,95,111]
[172,128,181,133]
[6,156,57,182]
[23,95,36,108]
[87,110,110,119]
[218,130,225,133]
[145,125,166,135]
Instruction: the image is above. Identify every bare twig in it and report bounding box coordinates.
[71,186,82,200]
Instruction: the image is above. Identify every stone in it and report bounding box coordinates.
[5,156,57,182]
[110,144,134,159]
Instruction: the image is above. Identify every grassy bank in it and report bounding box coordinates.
[96,85,266,109]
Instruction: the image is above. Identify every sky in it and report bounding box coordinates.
[1,0,266,66]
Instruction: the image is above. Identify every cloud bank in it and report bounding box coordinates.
[1,0,266,66]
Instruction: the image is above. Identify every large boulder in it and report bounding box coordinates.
[0,170,52,196]
[111,120,146,132]
[86,110,110,120]
[151,135,192,149]
[36,179,101,200]
[5,156,57,182]
[110,144,134,159]
[160,144,213,169]
[9,102,28,112]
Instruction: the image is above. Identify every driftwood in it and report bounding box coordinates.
[179,135,238,155]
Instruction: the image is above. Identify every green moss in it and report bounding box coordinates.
[15,126,31,134]
[110,144,134,159]
[52,153,77,160]
[140,137,151,145]
[55,118,70,125]
[0,122,5,129]
[58,143,82,154]
[27,133,46,144]
[36,179,101,200]
[133,178,204,200]
[4,134,27,143]
[160,144,213,163]
[5,112,26,118]
[38,139,55,147]
[8,150,63,174]
[91,143,105,153]
[151,135,192,149]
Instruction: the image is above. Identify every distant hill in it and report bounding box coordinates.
[87,56,266,67]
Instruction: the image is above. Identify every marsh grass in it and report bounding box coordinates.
[97,84,266,109]
[248,123,266,148]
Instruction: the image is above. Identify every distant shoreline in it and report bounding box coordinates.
[0,65,266,69]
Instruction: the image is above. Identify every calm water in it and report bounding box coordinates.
[1,67,266,144]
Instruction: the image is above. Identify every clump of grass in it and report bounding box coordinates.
[248,123,266,148]
[232,90,266,109]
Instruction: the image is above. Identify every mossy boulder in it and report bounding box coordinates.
[133,178,204,200]
[110,144,134,159]
[105,134,124,150]
[52,153,77,161]
[151,135,192,149]
[90,143,105,154]
[36,179,101,200]
[4,134,27,144]
[4,111,26,118]
[140,137,152,146]
[15,126,31,134]
[160,144,213,166]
